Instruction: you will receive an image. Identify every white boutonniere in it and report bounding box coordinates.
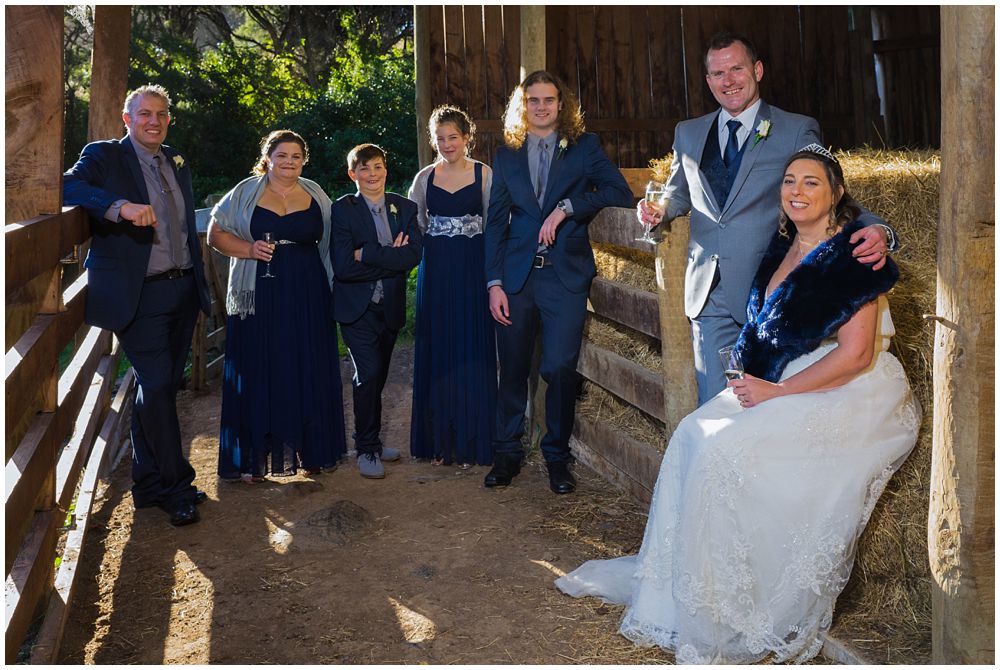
[389,203,398,216]
[751,120,771,149]
[556,137,569,159]
[172,154,185,169]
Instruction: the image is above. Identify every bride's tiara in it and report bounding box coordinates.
[798,143,837,163]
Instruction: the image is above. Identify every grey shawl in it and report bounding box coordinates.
[408,159,492,232]
[210,175,334,318]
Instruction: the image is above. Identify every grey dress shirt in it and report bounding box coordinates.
[105,143,192,275]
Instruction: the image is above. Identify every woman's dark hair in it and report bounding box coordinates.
[428,105,476,153]
[779,148,861,238]
[253,130,309,176]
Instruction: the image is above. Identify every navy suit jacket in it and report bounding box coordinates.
[484,132,633,294]
[63,136,210,332]
[330,192,422,331]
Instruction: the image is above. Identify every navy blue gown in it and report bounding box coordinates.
[218,199,347,478]
[410,163,496,465]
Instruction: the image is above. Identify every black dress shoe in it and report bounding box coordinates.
[547,462,576,494]
[191,490,208,505]
[161,500,200,526]
[484,454,522,487]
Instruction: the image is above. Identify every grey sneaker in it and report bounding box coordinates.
[357,453,385,479]
[380,446,402,462]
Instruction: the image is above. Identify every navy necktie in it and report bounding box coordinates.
[723,119,742,167]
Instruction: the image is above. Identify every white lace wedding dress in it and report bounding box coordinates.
[556,298,920,664]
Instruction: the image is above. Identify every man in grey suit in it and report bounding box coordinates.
[642,32,896,404]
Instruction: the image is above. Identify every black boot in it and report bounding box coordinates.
[484,453,522,487]
[547,461,576,494]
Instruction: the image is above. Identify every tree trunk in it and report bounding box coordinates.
[930,5,995,664]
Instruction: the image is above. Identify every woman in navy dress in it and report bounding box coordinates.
[208,130,346,481]
[408,106,496,467]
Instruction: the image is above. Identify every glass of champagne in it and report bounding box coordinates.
[262,232,276,278]
[719,345,744,381]
[638,181,667,244]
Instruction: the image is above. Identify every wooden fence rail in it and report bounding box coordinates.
[5,207,133,664]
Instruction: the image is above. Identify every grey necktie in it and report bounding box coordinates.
[536,140,549,206]
[371,204,391,303]
[153,154,185,268]
[372,204,393,246]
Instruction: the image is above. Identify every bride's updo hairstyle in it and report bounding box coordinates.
[779,144,861,238]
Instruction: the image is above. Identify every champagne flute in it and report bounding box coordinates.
[638,181,667,243]
[262,232,276,278]
[719,345,744,381]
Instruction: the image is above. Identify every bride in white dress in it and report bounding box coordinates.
[556,146,920,664]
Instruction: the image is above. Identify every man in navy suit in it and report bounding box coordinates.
[63,85,211,526]
[331,144,422,479]
[484,71,633,494]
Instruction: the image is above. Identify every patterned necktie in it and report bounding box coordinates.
[536,140,549,205]
[153,154,185,267]
[723,119,742,168]
[370,204,391,304]
[371,204,393,246]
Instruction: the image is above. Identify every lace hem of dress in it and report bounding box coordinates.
[426,213,483,237]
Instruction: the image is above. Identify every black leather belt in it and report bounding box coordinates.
[145,267,193,282]
[533,254,552,269]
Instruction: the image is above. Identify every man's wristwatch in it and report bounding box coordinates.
[875,223,897,251]
[556,200,569,214]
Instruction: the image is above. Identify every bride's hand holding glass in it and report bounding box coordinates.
[728,374,783,408]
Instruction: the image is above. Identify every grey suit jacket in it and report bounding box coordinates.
[665,101,821,322]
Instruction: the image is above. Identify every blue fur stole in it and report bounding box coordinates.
[734,220,899,382]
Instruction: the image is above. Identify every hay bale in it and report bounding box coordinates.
[584,314,662,374]
[576,382,666,454]
[828,149,937,662]
[592,243,657,293]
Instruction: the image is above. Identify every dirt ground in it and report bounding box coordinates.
[58,344,672,665]
[57,343,923,665]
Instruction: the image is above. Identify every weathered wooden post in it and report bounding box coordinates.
[519,6,545,78]
[929,5,995,664]
[4,5,65,661]
[654,218,698,437]
[413,5,433,169]
[87,6,131,141]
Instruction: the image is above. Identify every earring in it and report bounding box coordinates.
[778,209,789,238]
[827,208,838,235]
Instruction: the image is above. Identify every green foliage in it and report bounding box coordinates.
[277,42,417,199]
[64,6,417,205]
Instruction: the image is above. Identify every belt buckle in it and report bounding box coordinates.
[533,255,546,269]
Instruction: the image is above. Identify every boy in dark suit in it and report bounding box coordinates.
[331,144,422,479]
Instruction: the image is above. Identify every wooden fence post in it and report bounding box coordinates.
[929,5,995,664]
[519,6,546,78]
[654,219,697,438]
[413,5,433,169]
[4,5,65,660]
[88,6,131,142]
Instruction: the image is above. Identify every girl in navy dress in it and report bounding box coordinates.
[408,106,496,467]
[208,130,347,481]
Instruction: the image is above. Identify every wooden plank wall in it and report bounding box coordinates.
[426,6,940,167]
[873,6,942,148]
[425,5,521,164]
